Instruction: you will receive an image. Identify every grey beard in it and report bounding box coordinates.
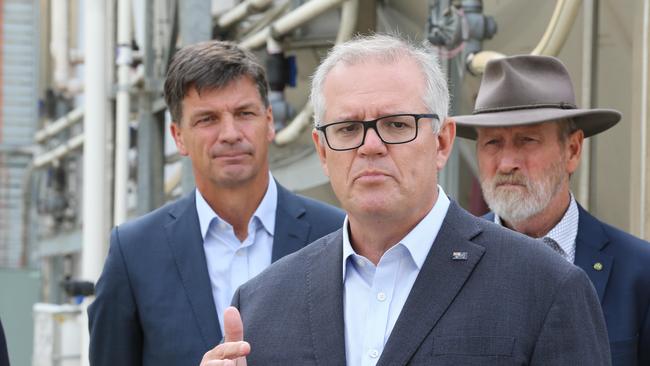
[481,165,565,225]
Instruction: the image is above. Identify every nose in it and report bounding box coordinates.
[357,126,387,156]
[218,115,243,144]
[496,147,520,174]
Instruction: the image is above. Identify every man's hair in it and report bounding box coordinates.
[164,40,269,123]
[310,33,449,133]
[557,118,579,142]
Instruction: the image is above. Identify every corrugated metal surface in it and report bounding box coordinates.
[0,0,38,268]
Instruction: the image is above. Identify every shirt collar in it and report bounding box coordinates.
[493,193,579,258]
[195,172,277,240]
[342,185,451,278]
[544,193,578,257]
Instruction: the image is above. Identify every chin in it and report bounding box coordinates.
[213,169,257,187]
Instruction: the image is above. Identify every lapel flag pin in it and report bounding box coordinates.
[452,251,468,260]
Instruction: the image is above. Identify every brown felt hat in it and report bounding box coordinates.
[453,55,621,139]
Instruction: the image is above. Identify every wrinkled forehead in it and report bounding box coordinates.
[322,58,428,119]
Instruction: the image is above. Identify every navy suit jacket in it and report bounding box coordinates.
[484,205,650,365]
[234,202,610,365]
[88,183,344,366]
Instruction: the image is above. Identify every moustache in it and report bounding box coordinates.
[491,173,529,187]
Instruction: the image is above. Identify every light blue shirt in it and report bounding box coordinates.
[342,186,450,366]
[195,174,277,333]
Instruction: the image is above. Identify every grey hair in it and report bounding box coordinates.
[557,118,579,141]
[310,33,449,133]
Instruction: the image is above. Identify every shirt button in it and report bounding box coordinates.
[368,349,379,358]
[236,250,245,257]
[376,292,386,301]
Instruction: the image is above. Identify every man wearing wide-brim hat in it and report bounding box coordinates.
[454,54,650,366]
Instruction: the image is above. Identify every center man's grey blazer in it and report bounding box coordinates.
[233,202,611,365]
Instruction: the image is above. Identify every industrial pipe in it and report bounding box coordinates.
[51,0,70,91]
[217,0,274,29]
[34,107,84,143]
[82,0,109,283]
[240,0,347,49]
[577,0,595,210]
[114,0,133,226]
[274,0,358,145]
[468,0,581,74]
[531,0,581,56]
[33,134,84,168]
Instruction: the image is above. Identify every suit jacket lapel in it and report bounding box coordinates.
[305,229,347,366]
[272,183,310,262]
[574,205,613,303]
[164,192,222,348]
[378,202,486,366]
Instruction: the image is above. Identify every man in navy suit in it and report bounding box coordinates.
[455,55,650,365]
[88,40,344,366]
[201,34,610,366]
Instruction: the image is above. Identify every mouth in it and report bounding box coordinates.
[213,152,251,162]
[494,182,526,190]
[354,170,392,183]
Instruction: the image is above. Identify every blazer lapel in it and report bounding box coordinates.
[271,183,310,262]
[305,229,347,366]
[164,192,222,348]
[574,205,613,303]
[378,202,486,366]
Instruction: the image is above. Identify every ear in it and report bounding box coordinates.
[565,129,584,174]
[311,129,330,177]
[266,105,275,142]
[170,121,189,156]
[435,118,456,170]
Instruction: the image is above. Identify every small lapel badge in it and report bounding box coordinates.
[452,251,468,261]
[593,262,603,271]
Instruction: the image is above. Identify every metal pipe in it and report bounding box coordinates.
[274,0,358,145]
[640,0,649,238]
[33,134,84,168]
[467,50,505,75]
[217,0,273,29]
[531,0,581,56]
[240,0,347,49]
[82,0,109,283]
[468,0,582,74]
[114,0,132,226]
[34,107,84,143]
[51,0,70,91]
[81,1,110,364]
[578,0,595,209]
[275,102,314,145]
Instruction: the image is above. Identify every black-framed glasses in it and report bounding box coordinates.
[315,113,439,151]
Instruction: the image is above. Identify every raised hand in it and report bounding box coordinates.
[200,307,250,366]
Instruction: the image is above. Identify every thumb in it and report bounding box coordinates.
[223,306,244,342]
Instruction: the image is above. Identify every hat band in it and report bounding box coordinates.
[473,102,577,115]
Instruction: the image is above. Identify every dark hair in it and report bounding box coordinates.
[164,40,269,123]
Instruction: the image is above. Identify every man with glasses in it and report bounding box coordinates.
[200,34,610,365]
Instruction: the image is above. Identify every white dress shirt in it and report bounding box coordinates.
[342,186,450,366]
[494,193,579,263]
[195,174,277,333]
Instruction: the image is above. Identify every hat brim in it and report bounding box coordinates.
[453,108,621,140]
